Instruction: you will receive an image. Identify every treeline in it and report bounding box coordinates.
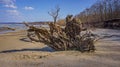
[76,0,120,27]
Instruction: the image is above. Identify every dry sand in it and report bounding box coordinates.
[0,29,120,67]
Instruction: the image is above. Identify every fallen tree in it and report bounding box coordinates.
[24,15,96,52]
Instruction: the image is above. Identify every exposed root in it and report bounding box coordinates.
[24,15,96,52]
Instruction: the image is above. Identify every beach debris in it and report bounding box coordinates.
[0,27,15,31]
[24,15,96,52]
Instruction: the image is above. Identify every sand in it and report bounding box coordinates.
[0,29,120,67]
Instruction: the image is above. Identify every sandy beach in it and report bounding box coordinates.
[0,29,120,67]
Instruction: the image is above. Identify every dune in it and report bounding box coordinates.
[0,29,120,67]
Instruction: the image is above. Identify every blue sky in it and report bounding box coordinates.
[0,0,97,22]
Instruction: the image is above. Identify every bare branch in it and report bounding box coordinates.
[48,6,60,24]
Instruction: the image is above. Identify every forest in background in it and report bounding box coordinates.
[75,0,120,28]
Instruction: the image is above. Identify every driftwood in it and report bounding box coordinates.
[0,27,15,31]
[24,15,96,52]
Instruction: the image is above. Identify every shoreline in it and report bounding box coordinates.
[0,30,16,34]
[0,29,26,35]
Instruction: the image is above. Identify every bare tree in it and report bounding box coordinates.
[77,0,120,28]
[48,6,60,24]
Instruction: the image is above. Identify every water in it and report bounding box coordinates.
[0,23,49,34]
[0,24,26,30]
[0,24,26,34]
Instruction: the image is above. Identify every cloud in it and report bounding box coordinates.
[0,0,24,22]
[5,10,24,21]
[6,10,19,16]
[24,6,34,10]
[0,0,17,9]
[0,0,15,4]
[4,4,17,9]
[0,0,18,16]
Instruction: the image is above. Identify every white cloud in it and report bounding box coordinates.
[0,0,17,9]
[0,0,24,22]
[24,6,34,10]
[4,4,17,9]
[5,10,24,21]
[6,10,19,15]
[0,0,15,5]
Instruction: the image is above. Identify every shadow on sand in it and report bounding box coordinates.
[0,47,55,53]
[19,38,31,42]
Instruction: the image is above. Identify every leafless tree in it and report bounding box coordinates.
[76,0,120,28]
[48,6,60,24]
